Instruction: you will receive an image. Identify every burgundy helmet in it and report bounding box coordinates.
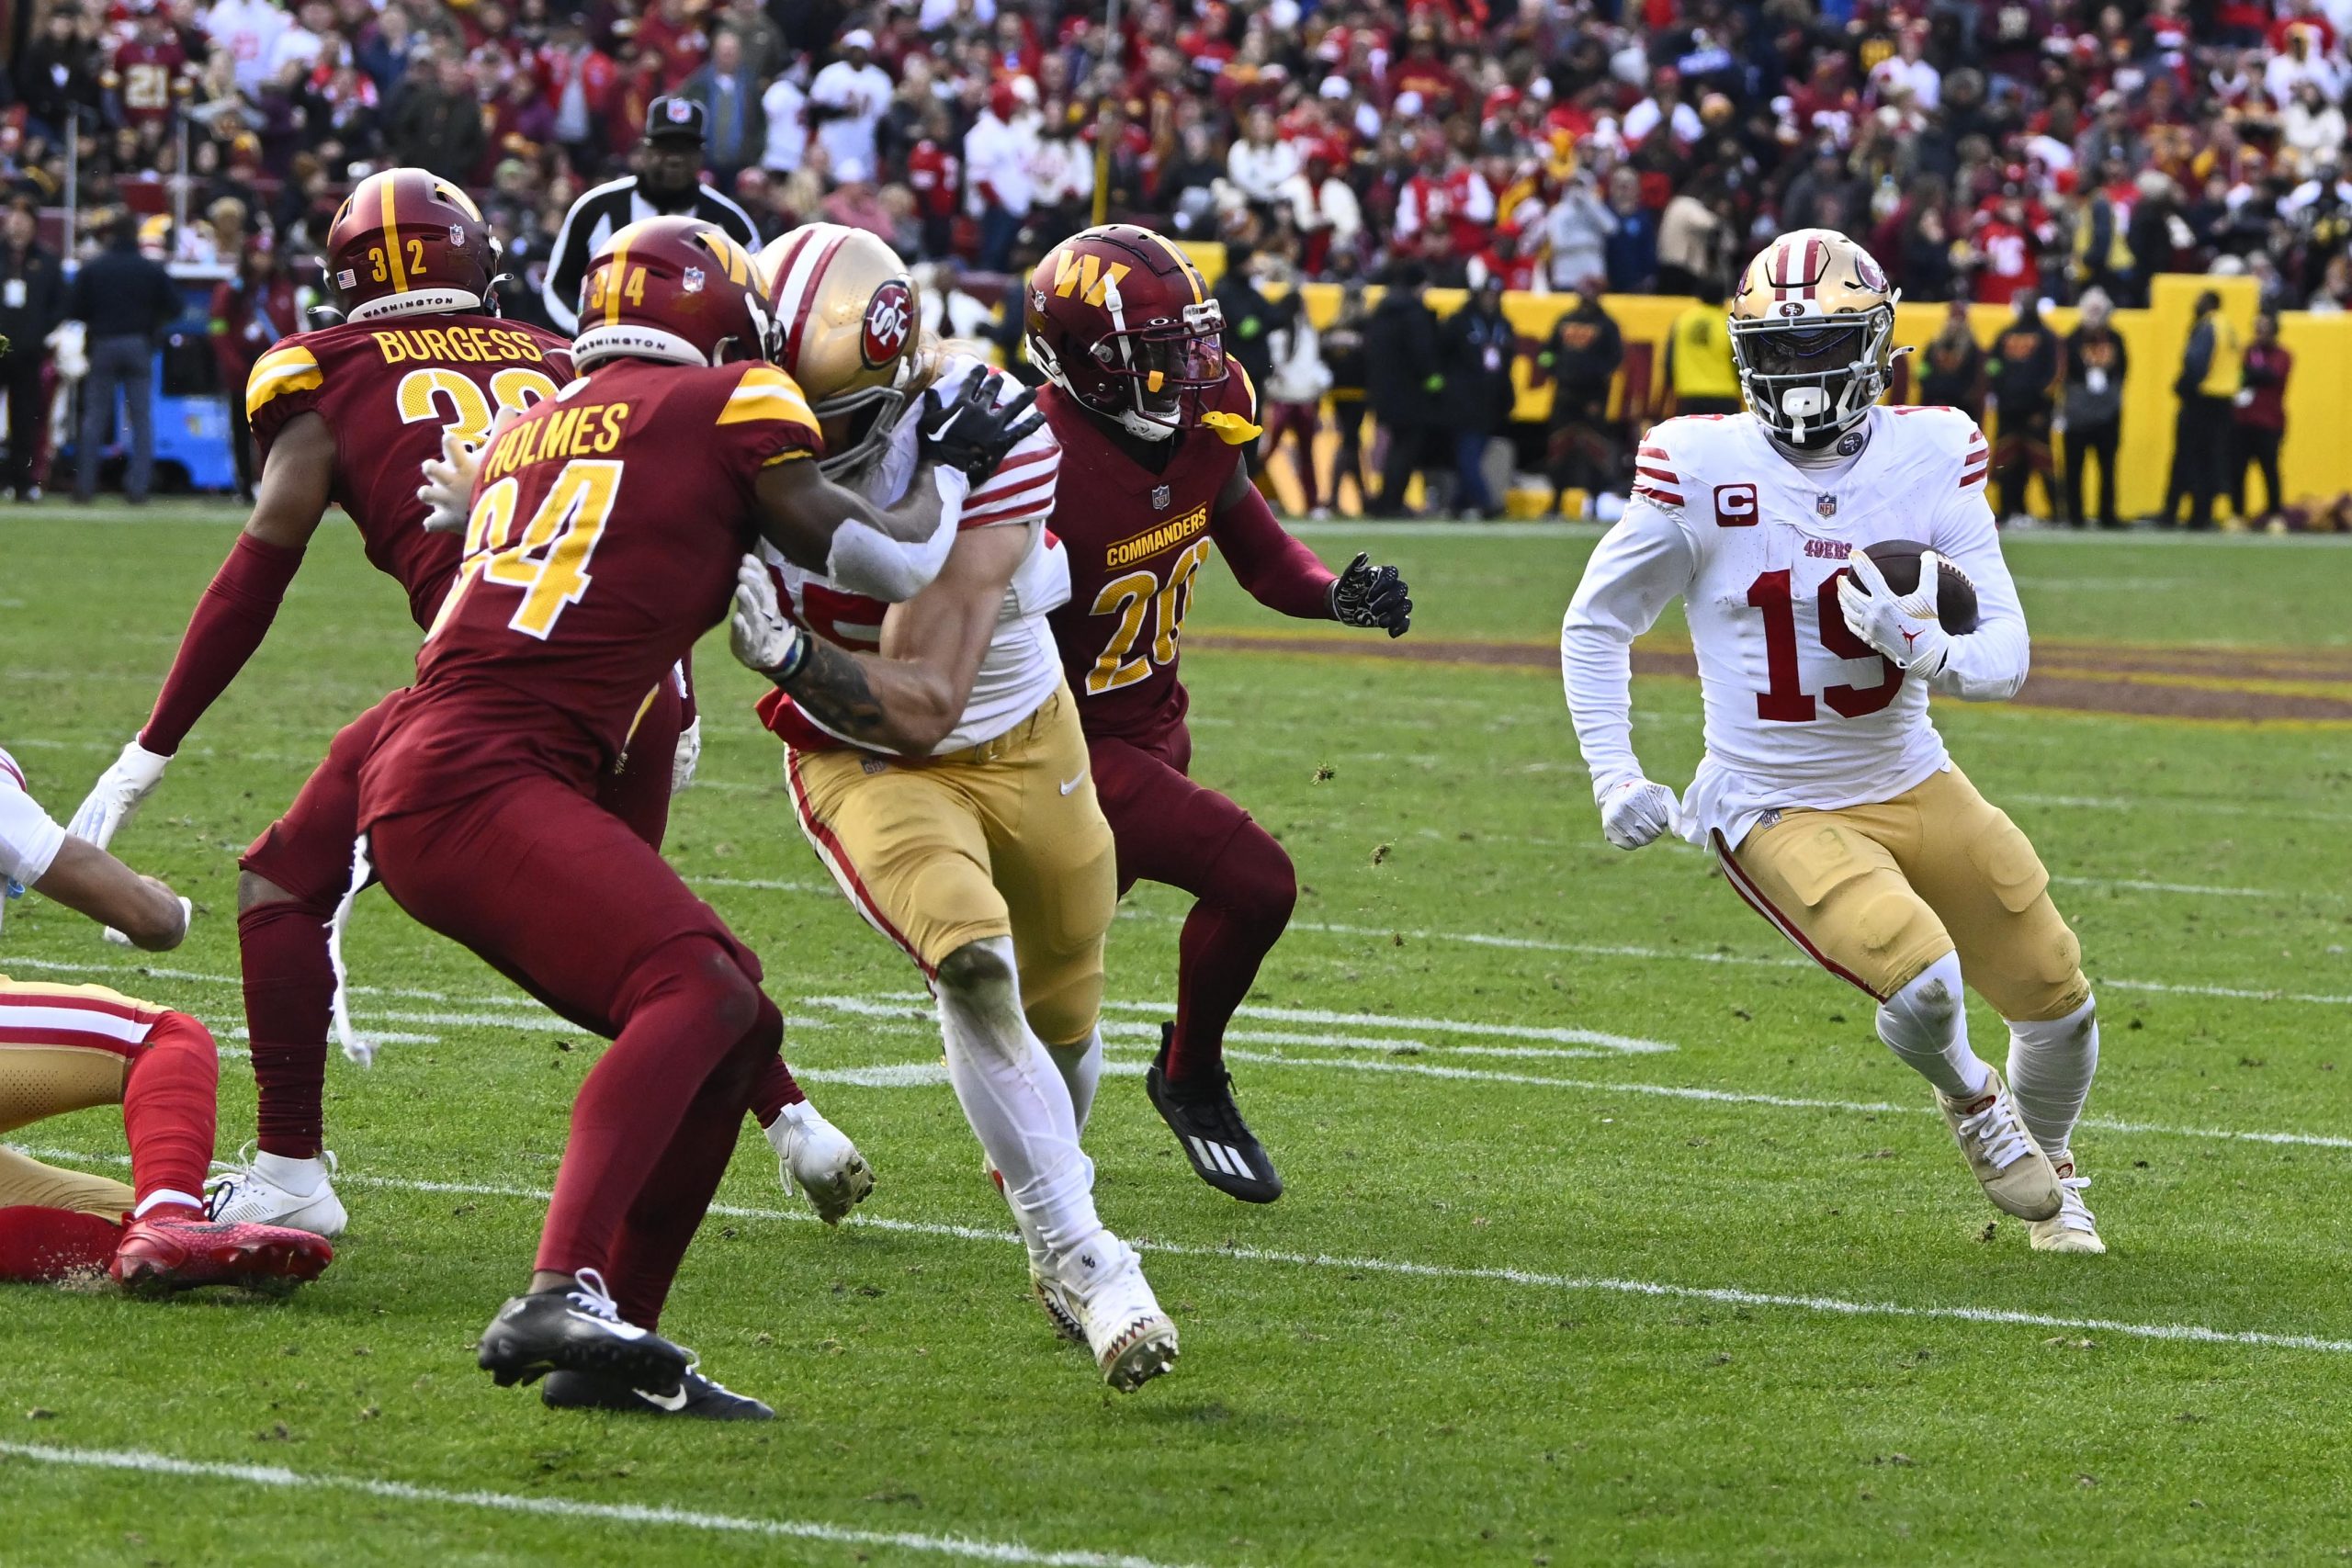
[322,168,498,321]
[1024,223,1227,440]
[570,215,775,372]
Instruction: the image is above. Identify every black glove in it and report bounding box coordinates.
[1329,551,1411,638]
[919,371,1044,483]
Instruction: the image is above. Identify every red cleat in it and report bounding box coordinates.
[109,1215,334,1294]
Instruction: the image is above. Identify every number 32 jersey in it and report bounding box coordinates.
[246,314,571,628]
[1562,405,2030,850]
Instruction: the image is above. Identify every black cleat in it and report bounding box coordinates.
[541,1366,775,1420]
[477,1268,693,1392]
[1146,1023,1283,1203]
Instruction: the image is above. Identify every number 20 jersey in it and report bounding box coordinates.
[245,314,572,628]
[1041,355,1258,746]
[1569,404,2026,849]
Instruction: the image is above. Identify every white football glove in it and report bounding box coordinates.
[67,739,172,850]
[1598,776,1679,852]
[729,555,807,682]
[671,715,702,793]
[416,405,517,536]
[1837,548,1951,676]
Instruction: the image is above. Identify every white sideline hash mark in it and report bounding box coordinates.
[0,1443,1216,1568]
[22,1148,2351,1358]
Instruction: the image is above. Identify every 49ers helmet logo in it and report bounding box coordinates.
[861,279,914,367]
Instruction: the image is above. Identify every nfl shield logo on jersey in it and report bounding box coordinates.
[1815,493,1838,519]
[1152,484,1171,510]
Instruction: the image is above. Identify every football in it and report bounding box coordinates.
[1862,538,1981,634]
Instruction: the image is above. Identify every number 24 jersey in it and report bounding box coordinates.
[1564,404,2030,850]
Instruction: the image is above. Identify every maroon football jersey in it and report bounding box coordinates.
[1043,355,1259,745]
[246,314,571,627]
[356,359,820,825]
[110,38,187,125]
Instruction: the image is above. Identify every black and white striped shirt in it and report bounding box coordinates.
[540,175,760,334]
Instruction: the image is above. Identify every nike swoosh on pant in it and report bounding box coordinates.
[1059,773,1086,795]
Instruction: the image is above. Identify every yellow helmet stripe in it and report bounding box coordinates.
[604,230,629,327]
[1139,231,1203,304]
[380,175,408,294]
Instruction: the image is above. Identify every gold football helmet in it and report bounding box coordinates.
[1727,228,1899,448]
[755,224,922,479]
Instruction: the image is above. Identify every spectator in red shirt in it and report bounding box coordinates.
[206,241,295,503]
[2233,310,2292,525]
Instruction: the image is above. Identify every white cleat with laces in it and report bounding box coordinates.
[763,1102,874,1225]
[205,1146,349,1237]
[1044,1229,1178,1392]
[2029,1158,2107,1254]
[1937,1067,2062,1222]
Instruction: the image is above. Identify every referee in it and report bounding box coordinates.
[541,96,760,333]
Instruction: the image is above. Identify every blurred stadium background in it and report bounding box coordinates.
[6,0,2352,528]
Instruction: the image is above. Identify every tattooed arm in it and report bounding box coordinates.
[739,525,1030,756]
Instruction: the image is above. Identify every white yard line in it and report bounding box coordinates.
[18,1145,2349,1356]
[0,1442,1212,1568]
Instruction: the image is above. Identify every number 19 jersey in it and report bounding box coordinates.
[246,314,571,627]
[1565,404,2029,850]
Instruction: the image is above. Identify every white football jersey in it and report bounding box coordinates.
[0,747,65,893]
[757,353,1069,754]
[1563,404,2030,850]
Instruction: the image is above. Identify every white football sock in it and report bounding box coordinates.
[936,937,1102,1259]
[132,1189,203,1219]
[2007,993,2098,1163]
[1877,953,1995,1101]
[1042,1026,1102,1134]
[253,1150,326,1193]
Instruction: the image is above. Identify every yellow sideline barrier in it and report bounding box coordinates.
[1182,239,2346,521]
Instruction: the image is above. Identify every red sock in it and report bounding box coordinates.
[535,939,760,1282]
[748,1051,805,1128]
[0,1207,124,1281]
[1166,825,1297,1088]
[239,898,334,1160]
[608,996,778,1327]
[123,1013,220,1211]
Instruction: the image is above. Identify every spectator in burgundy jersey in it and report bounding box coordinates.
[2233,310,2291,526]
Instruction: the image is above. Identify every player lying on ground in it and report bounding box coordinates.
[731,225,1170,1390]
[0,748,333,1292]
[1024,224,1413,1203]
[63,170,865,1244]
[379,216,1038,1418]
[1562,229,2103,1253]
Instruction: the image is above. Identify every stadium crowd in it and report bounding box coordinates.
[9,0,2352,311]
[4,0,2351,525]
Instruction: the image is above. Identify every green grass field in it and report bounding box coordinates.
[4,503,2350,1566]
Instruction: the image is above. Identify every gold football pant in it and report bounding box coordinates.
[786,682,1117,1047]
[0,980,146,1216]
[1717,765,2090,1021]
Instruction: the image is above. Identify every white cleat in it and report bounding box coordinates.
[765,1104,874,1225]
[1937,1067,2062,1222]
[1045,1230,1178,1392]
[204,1146,349,1238]
[2030,1161,2107,1254]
